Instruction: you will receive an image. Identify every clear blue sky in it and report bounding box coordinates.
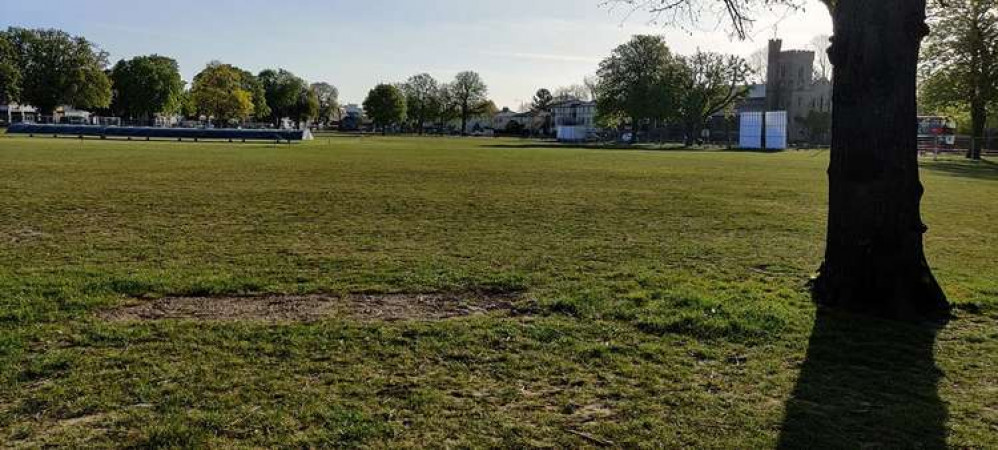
[1,0,831,109]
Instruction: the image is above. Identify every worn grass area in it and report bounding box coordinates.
[0,135,995,447]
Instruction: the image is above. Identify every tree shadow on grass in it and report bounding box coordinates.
[920,158,998,181]
[778,309,949,449]
[482,142,782,153]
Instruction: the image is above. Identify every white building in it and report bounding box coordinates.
[1,103,39,125]
[550,99,597,141]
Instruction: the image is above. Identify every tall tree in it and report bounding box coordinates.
[4,27,111,116]
[190,62,254,126]
[435,84,461,132]
[0,31,21,105]
[531,88,555,135]
[110,55,184,123]
[310,82,340,127]
[402,73,440,135]
[610,0,952,317]
[676,51,751,146]
[239,70,270,122]
[920,0,998,160]
[593,35,686,143]
[259,69,308,128]
[450,71,489,135]
[291,85,320,129]
[363,83,407,134]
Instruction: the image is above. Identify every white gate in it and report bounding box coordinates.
[765,111,788,150]
[739,112,763,149]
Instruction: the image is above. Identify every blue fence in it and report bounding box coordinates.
[5,124,313,142]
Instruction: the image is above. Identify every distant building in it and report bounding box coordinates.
[736,84,767,114]
[494,107,546,135]
[1,104,39,125]
[765,39,832,143]
[550,99,596,141]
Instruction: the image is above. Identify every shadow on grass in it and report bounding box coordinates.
[778,309,949,448]
[921,158,998,181]
[482,142,784,153]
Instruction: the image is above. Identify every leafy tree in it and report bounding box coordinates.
[291,85,320,129]
[190,62,254,125]
[609,0,954,317]
[310,82,340,127]
[920,0,998,160]
[531,88,554,112]
[676,51,751,146]
[179,90,198,120]
[402,74,441,134]
[3,27,111,116]
[259,69,308,128]
[450,71,489,135]
[239,70,270,122]
[434,84,461,132]
[0,32,21,105]
[593,35,686,143]
[110,55,184,122]
[531,88,555,134]
[363,83,407,134]
[798,109,832,143]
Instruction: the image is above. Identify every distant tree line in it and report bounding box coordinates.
[589,35,751,145]
[362,71,494,135]
[0,27,338,128]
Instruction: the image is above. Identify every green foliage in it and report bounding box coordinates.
[363,83,407,131]
[190,62,254,124]
[2,27,111,115]
[531,88,554,112]
[259,69,308,126]
[920,0,998,154]
[594,35,686,136]
[310,82,339,126]
[109,55,185,120]
[797,110,832,142]
[239,70,270,121]
[0,32,21,105]
[401,73,440,132]
[292,85,320,126]
[450,71,489,134]
[676,51,751,143]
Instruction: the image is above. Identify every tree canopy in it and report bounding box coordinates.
[311,82,340,126]
[450,71,489,135]
[2,27,112,115]
[0,32,21,105]
[363,83,407,132]
[920,0,998,159]
[110,55,185,121]
[594,35,686,137]
[402,73,441,134]
[676,50,751,144]
[259,69,309,127]
[190,62,255,125]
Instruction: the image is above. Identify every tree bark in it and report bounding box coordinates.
[970,98,986,160]
[812,0,950,318]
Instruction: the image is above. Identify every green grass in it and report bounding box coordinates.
[0,135,995,447]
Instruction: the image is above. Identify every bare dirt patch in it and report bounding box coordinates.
[100,293,519,323]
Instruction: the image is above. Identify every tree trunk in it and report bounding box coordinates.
[812,0,950,318]
[970,98,986,160]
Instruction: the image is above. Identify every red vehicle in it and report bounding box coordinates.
[917,116,957,156]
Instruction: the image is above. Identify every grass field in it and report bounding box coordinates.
[0,135,995,447]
